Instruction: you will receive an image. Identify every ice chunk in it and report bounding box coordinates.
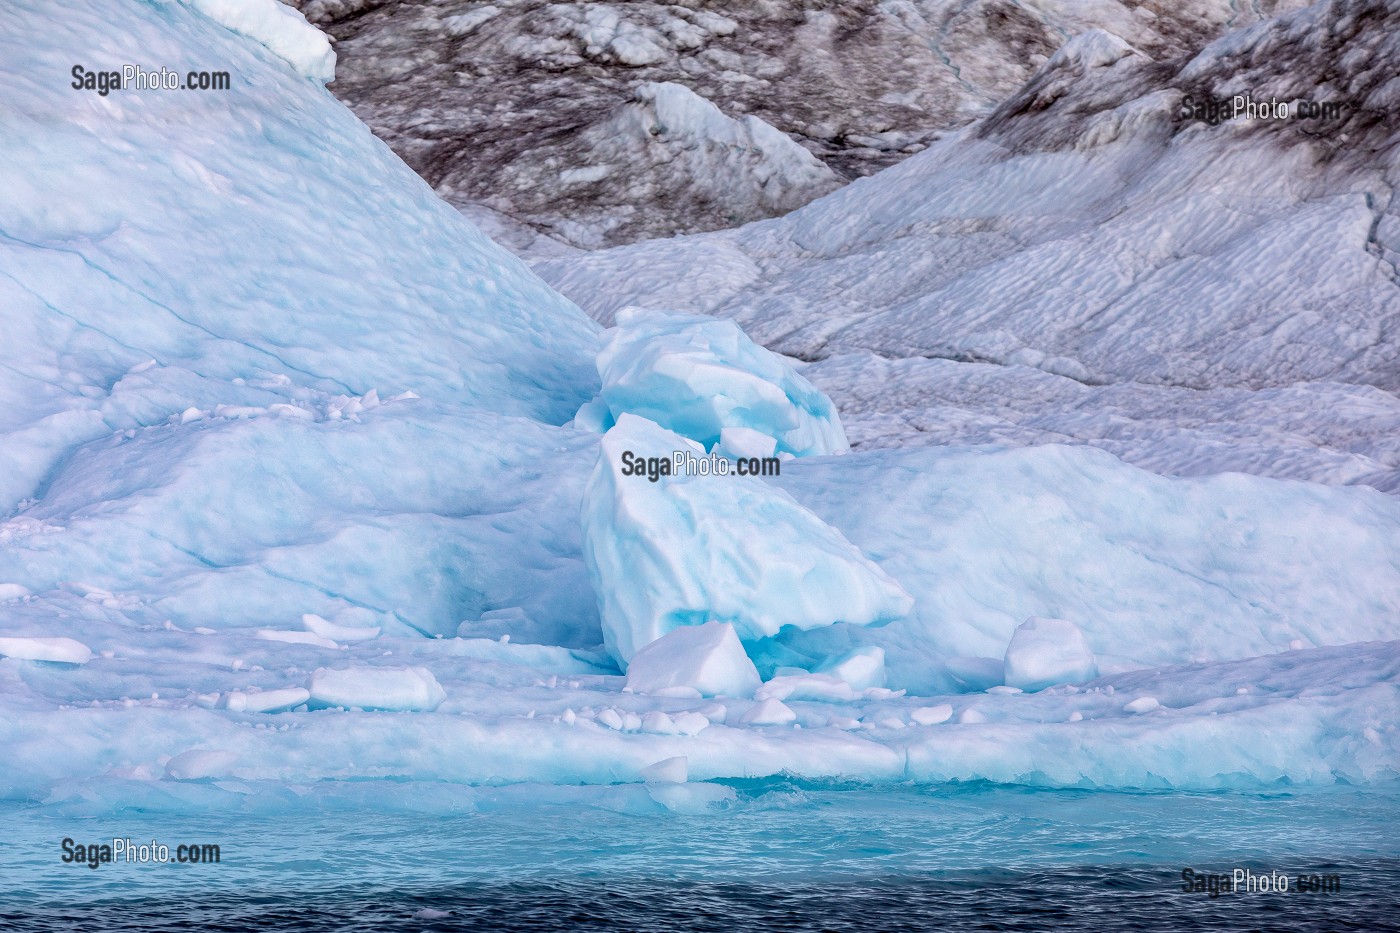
[624,622,761,699]
[257,629,338,649]
[740,698,798,726]
[1124,696,1162,714]
[640,756,688,784]
[307,667,446,712]
[1003,617,1098,692]
[716,427,778,461]
[218,687,311,713]
[911,704,954,725]
[594,309,849,457]
[816,646,887,690]
[0,637,93,664]
[582,415,912,663]
[755,674,855,703]
[640,711,679,734]
[0,584,31,601]
[303,613,380,643]
[646,782,735,814]
[165,749,239,780]
[181,0,336,84]
[414,910,451,921]
[671,711,711,735]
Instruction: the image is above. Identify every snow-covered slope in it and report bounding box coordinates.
[540,0,1400,391]
[0,0,601,639]
[289,0,1304,248]
[803,352,1400,491]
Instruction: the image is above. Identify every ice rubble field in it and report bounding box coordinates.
[0,0,1398,820]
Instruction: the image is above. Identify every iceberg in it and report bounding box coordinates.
[2,0,1399,825]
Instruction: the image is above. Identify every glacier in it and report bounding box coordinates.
[0,0,1397,854]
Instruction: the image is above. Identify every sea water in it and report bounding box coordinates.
[3,779,1399,931]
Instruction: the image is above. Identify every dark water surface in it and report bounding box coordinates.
[4,779,1399,931]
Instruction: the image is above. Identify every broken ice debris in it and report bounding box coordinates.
[582,414,912,664]
[624,621,761,698]
[1002,617,1098,692]
[307,666,446,711]
[590,308,848,457]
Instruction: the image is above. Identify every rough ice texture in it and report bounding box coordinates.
[290,0,1302,248]
[581,415,913,664]
[593,308,849,456]
[0,0,598,511]
[536,0,1400,416]
[624,622,761,699]
[2,0,1399,809]
[5,641,1397,793]
[796,353,1400,493]
[472,81,842,250]
[1003,617,1098,692]
[770,444,1400,694]
[0,0,601,644]
[184,0,336,83]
